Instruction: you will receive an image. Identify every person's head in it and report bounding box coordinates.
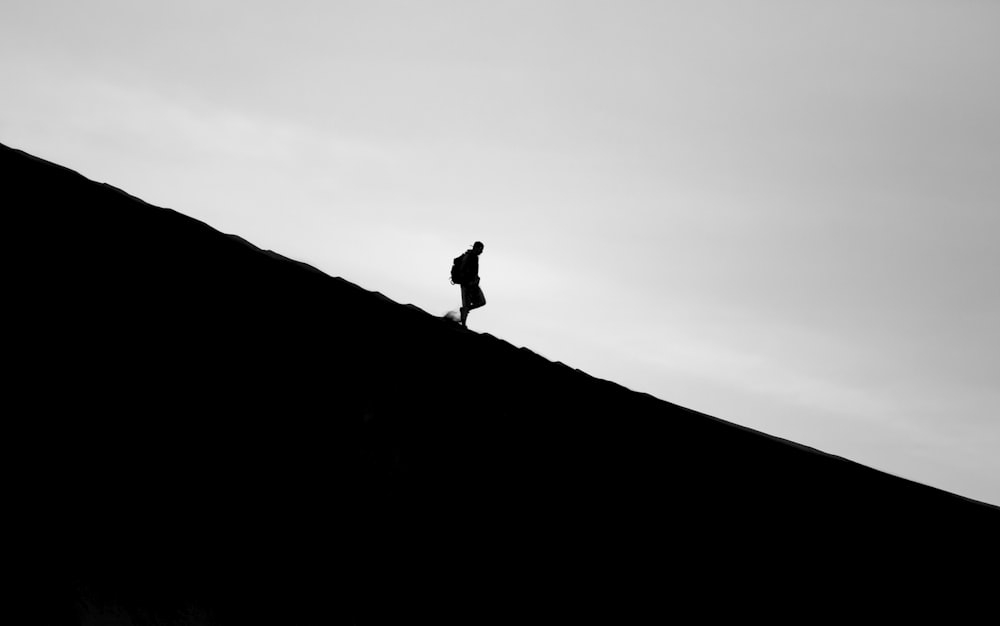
[472,241,485,255]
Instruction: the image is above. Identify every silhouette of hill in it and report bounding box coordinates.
[5,141,997,625]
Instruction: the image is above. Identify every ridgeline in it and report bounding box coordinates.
[5,142,997,625]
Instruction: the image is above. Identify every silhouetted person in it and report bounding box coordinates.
[453,241,486,327]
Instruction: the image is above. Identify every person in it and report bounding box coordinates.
[456,241,486,327]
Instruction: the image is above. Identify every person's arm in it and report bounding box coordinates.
[469,255,480,282]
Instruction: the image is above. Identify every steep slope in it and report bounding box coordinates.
[5,142,997,625]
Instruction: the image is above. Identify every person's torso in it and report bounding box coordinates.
[464,252,479,279]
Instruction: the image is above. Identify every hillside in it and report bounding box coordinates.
[5,141,997,625]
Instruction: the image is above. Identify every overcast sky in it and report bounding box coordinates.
[3,0,998,506]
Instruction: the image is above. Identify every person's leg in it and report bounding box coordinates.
[459,285,470,326]
[469,285,485,311]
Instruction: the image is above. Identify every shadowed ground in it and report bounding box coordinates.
[5,142,997,625]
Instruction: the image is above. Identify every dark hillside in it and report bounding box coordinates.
[5,142,997,625]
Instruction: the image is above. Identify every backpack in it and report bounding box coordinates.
[450,252,468,285]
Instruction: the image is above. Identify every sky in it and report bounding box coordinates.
[3,0,998,506]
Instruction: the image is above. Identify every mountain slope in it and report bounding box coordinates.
[5,142,997,625]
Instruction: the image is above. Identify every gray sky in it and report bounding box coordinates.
[3,0,998,506]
